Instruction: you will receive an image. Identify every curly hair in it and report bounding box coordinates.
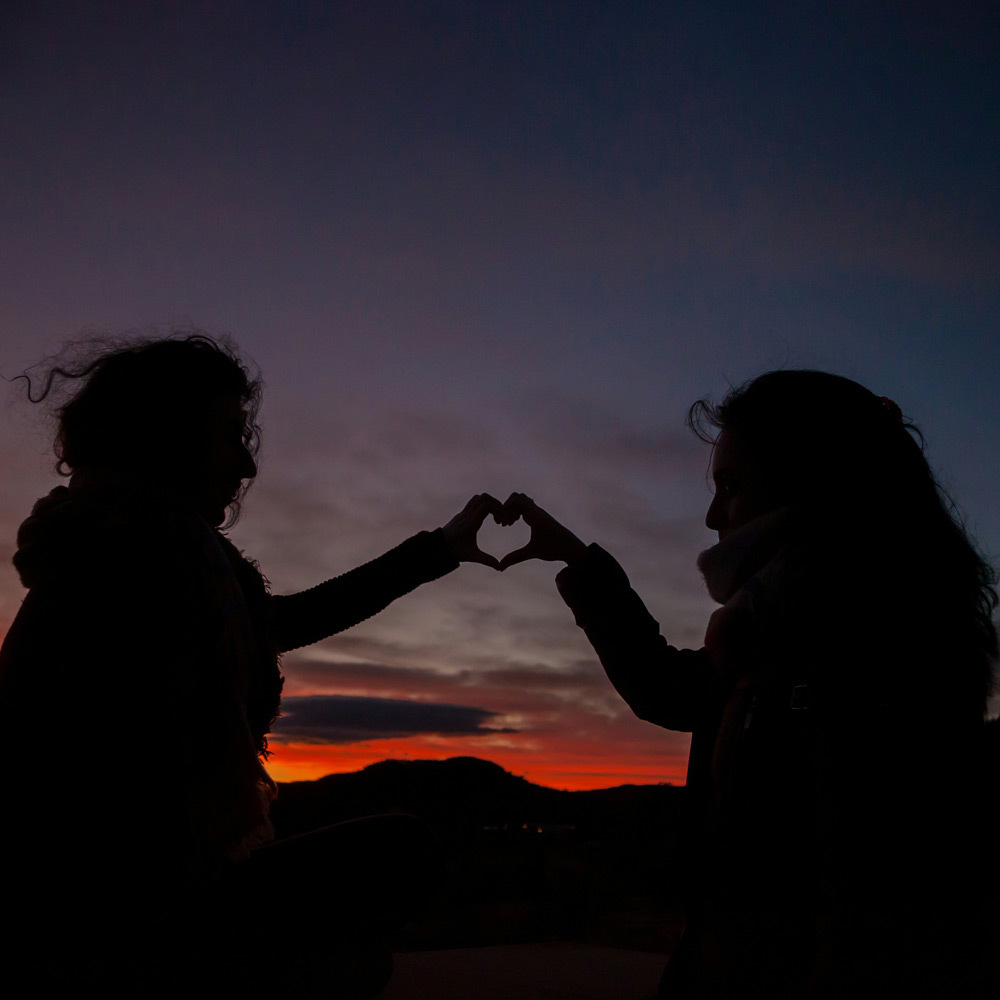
[688,369,998,711]
[19,332,263,527]
[17,332,282,754]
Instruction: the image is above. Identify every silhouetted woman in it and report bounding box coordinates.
[498,371,997,998]
[0,334,501,996]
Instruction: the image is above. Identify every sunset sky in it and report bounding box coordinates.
[1,2,997,789]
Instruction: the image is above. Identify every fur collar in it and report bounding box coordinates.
[697,507,798,605]
[12,472,280,864]
[697,508,801,678]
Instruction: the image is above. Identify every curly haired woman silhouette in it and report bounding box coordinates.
[498,371,997,998]
[0,334,502,997]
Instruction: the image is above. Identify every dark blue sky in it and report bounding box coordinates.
[2,2,998,784]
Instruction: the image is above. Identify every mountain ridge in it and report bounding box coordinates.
[271,755,684,841]
[269,755,686,952]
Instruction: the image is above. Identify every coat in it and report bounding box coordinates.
[0,474,457,986]
[555,532,987,998]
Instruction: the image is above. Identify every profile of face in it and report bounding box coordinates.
[705,427,777,540]
[180,394,257,526]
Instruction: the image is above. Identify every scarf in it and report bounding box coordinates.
[696,507,805,681]
[12,473,282,864]
[694,507,817,817]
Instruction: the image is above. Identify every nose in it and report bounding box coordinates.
[705,491,724,532]
[240,443,257,480]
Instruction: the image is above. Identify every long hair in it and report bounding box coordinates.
[19,332,262,527]
[18,332,281,755]
[689,369,997,712]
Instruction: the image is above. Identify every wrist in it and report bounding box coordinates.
[563,534,589,567]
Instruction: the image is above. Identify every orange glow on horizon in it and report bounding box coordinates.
[264,736,688,791]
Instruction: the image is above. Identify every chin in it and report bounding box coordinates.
[200,503,227,526]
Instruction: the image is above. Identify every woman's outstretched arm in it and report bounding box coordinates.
[555,546,720,732]
[272,494,501,652]
[498,493,721,732]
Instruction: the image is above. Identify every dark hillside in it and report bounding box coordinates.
[271,757,686,953]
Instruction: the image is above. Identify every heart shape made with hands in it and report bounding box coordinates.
[474,514,532,563]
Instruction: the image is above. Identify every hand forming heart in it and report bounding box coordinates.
[442,493,588,570]
[441,494,504,569]
[474,514,531,566]
[493,493,588,570]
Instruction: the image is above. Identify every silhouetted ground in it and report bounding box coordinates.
[270,732,1000,997]
[270,757,686,955]
[377,943,668,1000]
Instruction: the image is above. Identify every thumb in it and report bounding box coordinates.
[469,548,501,571]
[498,544,535,571]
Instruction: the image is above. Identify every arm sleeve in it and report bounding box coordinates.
[555,544,720,732]
[271,528,459,652]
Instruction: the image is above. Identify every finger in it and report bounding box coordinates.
[479,493,503,512]
[470,548,501,571]
[498,492,533,525]
[453,495,496,532]
[498,544,535,571]
[469,492,501,508]
[478,493,508,524]
[470,494,503,525]
[496,493,518,523]
[500,492,531,512]
[495,505,520,525]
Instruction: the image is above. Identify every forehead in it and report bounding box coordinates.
[207,394,247,428]
[710,427,743,473]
